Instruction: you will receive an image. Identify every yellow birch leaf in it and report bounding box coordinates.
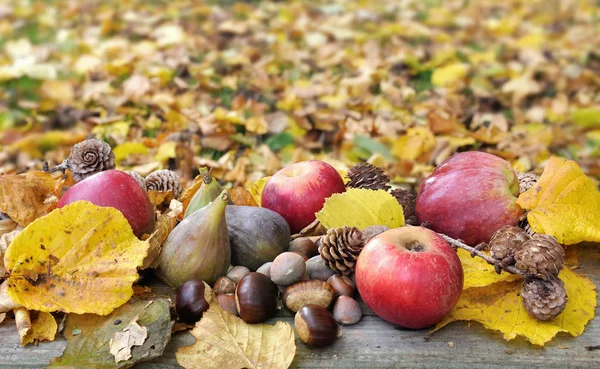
[113,142,150,162]
[0,171,63,226]
[5,201,149,315]
[458,249,520,289]
[392,127,436,161]
[21,311,57,346]
[147,190,174,207]
[177,287,296,369]
[316,188,404,230]
[431,63,469,87]
[154,142,177,163]
[433,268,597,346]
[247,176,270,207]
[516,156,600,244]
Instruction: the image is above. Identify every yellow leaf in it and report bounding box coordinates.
[113,142,150,163]
[229,187,258,207]
[92,122,132,142]
[458,249,520,289]
[142,213,177,270]
[245,116,269,134]
[571,108,600,128]
[247,176,270,207]
[147,190,174,207]
[154,142,177,163]
[5,201,149,315]
[433,268,596,346]
[516,156,600,244]
[21,311,57,346]
[392,127,436,161]
[316,188,404,230]
[40,80,74,104]
[0,172,63,226]
[431,63,469,87]
[9,130,88,158]
[177,286,296,369]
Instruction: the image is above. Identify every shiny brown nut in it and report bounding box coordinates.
[327,275,355,297]
[295,304,340,347]
[213,276,236,295]
[176,280,210,324]
[235,272,279,324]
[306,255,336,281]
[282,280,335,313]
[227,266,251,284]
[217,293,239,316]
[270,252,306,286]
[289,238,319,259]
[332,296,362,325]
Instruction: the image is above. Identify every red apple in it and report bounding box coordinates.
[415,151,523,246]
[261,160,346,233]
[356,226,463,329]
[57,170,155,237]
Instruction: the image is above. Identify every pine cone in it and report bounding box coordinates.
[67,138,115,182]
[319,226,364,275]
[145,170,183,198]
[346,162,390,191]
[515,234,565,280]
[126,171,146,190]
[518,218,537,237]
[390,188,417,224]
[489,226,530,266]
[521,277,567,321]
[518,172,539,194]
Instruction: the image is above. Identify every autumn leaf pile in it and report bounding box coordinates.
[0,0,599,367]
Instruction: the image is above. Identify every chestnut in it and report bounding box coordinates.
[327,275,355,297]
[332,296,362,325]
[235,272,279,324]
[282,280,335,313]
[306,255,336,281]
[213,276,236,295]
[227,266,251,284]
[295,305,340,347]
[217,293,239,316]
[289,238,319,259]
[270,252,306,286]
[256,262,272,278]
[176,280,210,324]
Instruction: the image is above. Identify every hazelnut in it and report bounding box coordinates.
[289,238,319,259]
[282,280,335,313]
[235,272,279,324]
[295,305,340,347]
[332,296,362,325]
[306,255,336,281]
[217,294,239,316]
[256,262,272,278]
[327,275,355,297]
[227,266,251,284]
[176,280,210,324]
[213,276,236,295]
[270,252,306,286]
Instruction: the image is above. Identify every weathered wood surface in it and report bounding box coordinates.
[0,247,598,369]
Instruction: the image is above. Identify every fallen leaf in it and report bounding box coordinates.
[21,311,58,346]
[49,298,172,369]
[516,156,600,244]
[392,127,436,161]
[431,63,469,87]
[147,190,174,207]
[142,214,177,269]
[247,176,271,207]
[0,171,63,226]
[5,201,149,315]
[14,307,31,342]
[0,228,22,276]
[110,318,148,363]
[316,188,405,230]
[113,142,150,163]
[229,187,258,206]
[0,280,20,313]
[571,108,600,128]
[458,249,521,289]
[433,268,597,346]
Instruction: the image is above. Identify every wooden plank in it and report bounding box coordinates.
[0,246,598,368]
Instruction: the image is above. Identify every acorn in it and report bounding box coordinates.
[217,293,239,316]
[213,276,236,295]
[235,272,279,324]
[282,280,335,313]
[227,266,251,284]
[295,305,340,347]
[332,296,362,325]
[270,252,307,286]
[256,262,272,278]
[327,275,355,297]
[306,255,336,281]
[289,238,319,259]
[176,280,210,324]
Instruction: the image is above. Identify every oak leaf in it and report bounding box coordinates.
[0,171,63,226]
[316,188,404,230]
[516,156,600,244]
[5,201,149,315]
[433,268,597,346]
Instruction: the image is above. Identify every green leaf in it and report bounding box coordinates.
[353,135,393,160]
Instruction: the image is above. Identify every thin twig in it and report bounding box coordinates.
[45,159,69,174]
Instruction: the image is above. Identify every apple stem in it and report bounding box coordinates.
[436,232,526,277]
[45,159,69,174]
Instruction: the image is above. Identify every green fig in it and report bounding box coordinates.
[184,168,223,218]
[157,189,231,288]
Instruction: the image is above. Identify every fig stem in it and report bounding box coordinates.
[45,159,69,174]
[435,232,526,277]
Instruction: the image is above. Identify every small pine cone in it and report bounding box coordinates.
[145,170,183,198]
[346,162,390,191]
[126,171,146,190]
[489,226,531,266]
[319,226,364,275]
[518,218,537,237]
[67,138,115,182]
[390,188,417,223]
[515,234,565,280]
[521,277,567,321]
[518,172,539,194]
